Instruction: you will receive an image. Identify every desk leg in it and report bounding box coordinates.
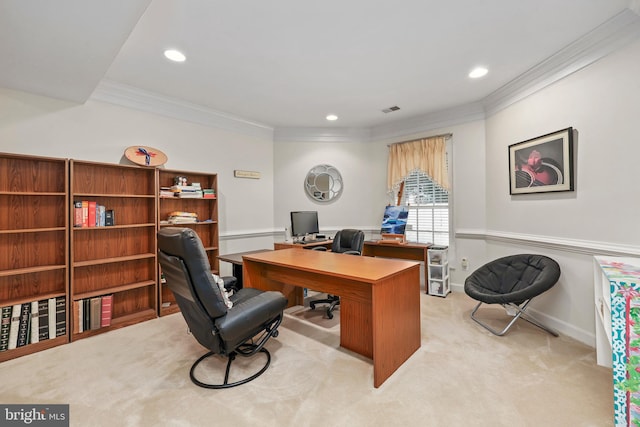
[340,297,373,359]
[232,264,244,289]
[371,265,421,388]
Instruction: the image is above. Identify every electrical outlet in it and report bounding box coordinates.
[461,257,469,271]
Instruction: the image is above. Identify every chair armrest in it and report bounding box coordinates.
[216,290,287,348]
[311,246,328,251]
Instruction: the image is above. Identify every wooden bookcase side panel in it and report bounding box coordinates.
[0,195,67,230]
[72,257,156,296]
[71,228,156,263]
[0,156,67,193]
[71,161,155,196]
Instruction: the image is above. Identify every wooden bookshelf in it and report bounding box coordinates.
[0,153,69,362]
[69,160,157,340]
[157,168,219,316]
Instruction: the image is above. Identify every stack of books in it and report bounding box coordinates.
[170,183,203,198]
[167,211,198,224]
[159,186,174,198]
[202,188,216,199]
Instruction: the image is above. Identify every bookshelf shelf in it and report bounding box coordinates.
[70,160,157,342]
[74,280,156,300]
[0,152,69,362]
[157,168,219,315]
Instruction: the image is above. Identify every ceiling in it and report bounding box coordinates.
[0,0,637,131]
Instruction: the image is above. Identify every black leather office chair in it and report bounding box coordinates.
[157,227,288,389]
[309,229,365,319]
[464,254,561,336]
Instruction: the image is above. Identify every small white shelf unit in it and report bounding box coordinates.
[427,246,450,297]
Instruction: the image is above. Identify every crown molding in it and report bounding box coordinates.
[91,80,274,140]
[273,126,371,143]
[370,102,485,142]
[483,8,640,116]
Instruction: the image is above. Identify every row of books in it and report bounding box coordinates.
[73,201,115,227]
[0,297,66,352]
[72,295,113,334]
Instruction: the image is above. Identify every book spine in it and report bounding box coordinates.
[82,201,89,228]
[48,298,56,340]
[55,296,66,337]
[88,201,97,228]
[100,295,113,328]
[105,210,114,226]
[90,297,101,330]
[83,299,90,332]
[72,300,80,335]
[0,306,12,351]
[8,304,21,350]
[78,299,83,333]
[99,205,106,227]
[30,300,39,345]
[73,201,83,227]
[38,299,49,341]
[16,303,31,347]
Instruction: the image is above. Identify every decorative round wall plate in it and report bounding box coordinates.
[124,146,168,167]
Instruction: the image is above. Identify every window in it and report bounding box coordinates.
[400,169,449,246]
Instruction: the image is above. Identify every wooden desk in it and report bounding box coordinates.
[274,240,333,250]
[218,249,272,288]
[363,240,431,286]
[242,248,421,388]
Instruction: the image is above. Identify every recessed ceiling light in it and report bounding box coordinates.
[164,49,186,62]
[469,67,488,78]
[326,114,338,121]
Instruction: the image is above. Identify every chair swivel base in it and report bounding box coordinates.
[470,300,559,337]
[309,295,339,319]
[189,347,271,389]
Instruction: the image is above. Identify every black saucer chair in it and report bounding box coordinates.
[309,229,365,319]
[158,227,287,389]
[464,254,561,337]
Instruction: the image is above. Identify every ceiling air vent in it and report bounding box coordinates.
[382,106,400,113]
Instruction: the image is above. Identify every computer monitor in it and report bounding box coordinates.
[290,211,320,237]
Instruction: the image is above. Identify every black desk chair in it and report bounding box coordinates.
[464,254,561,336]
[158,227,287,389]
[309,229,365,319]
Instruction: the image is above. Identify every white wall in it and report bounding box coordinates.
[0,87,275,263]
[479,38,640,344]
[273,139,389,237]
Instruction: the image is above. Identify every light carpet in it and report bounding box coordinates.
[0,292,613,427]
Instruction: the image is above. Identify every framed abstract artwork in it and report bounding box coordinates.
[508,127,574,194]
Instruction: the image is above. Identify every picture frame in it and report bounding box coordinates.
[508,127,574,195]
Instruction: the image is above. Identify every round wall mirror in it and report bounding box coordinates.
[305,164,343,202]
